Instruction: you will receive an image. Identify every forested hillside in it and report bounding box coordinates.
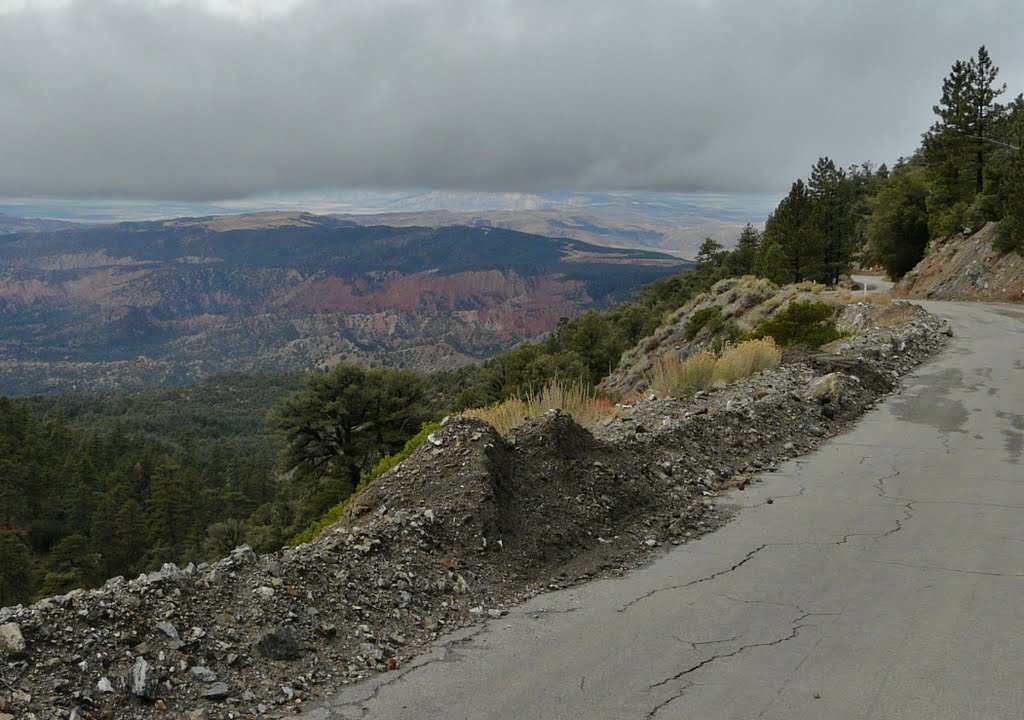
[751,46,1023,285]
[0,374,305,606]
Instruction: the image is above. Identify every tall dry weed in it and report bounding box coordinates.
[649,350,717,397]
[713,338,781,385]
[462,380,617,435]
[649,339,781,398]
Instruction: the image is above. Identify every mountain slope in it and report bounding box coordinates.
[894,222,1024,302]
[0,212,689,394]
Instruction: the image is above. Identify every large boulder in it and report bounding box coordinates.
[0,623,25,656]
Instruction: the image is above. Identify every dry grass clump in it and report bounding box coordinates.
[462,380,619,435]
[713,338,782,384]
[835,289,893,306]
[649,349,717,397]
[649,338,781,398]
[794,280,828,294]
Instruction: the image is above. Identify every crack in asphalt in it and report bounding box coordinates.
[618,474,913,616]
[874,466,1024,510]
[863,559,1024,577]
[616,542,775,614]
[644,604,831,719]
[327,626,486,717]
[628,468,915,719]
[672,632,743,650]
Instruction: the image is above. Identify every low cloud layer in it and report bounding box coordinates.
[1,0,1023,200]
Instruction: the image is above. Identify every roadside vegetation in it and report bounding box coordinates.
[463,380,618,436]
[649,338,781,398]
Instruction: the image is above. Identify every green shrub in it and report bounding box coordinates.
[707,322,743,354]
[685,306,724,340]
[291,420,441,545]
[750,301,844,347]
[995,217,1024,255]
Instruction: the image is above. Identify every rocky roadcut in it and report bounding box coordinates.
[0,302,948,720]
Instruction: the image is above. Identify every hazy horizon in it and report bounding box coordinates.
[1,1,1022,202]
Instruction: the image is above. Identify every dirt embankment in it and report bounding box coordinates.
[0,302,949,720]
[894,222,1024,302]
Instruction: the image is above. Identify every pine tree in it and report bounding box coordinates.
[967,46,1006,194]
[732,224,761,276]
[924,46,1007,234]
[753,240,788,285]
[808,157,854,285]
[867,163,932,279]
[112,499,146,576]
[695,237,725,268]
[39,534,96,597]
[762,180,821,283]
[0,529,34,607]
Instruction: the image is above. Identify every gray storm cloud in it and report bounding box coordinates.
[1,0,1023,200]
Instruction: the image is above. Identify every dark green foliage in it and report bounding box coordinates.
[921,46,1016,241]
[291,421,442,546]
[685,306,725,340]
[267,363,428,541]
[39,534,97,597]
[750,302,843,348]
[732,224,761,276]
[0,373,299,602]
[696,237,726,267]
[755,159,879,287]
[0,529,33,607]
[270,363,427,485]
[867,163,932,279]
[995,146,1024,254]
[809,157,857,285]
[760,179,822,284]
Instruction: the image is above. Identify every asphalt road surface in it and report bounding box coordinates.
[307,300,1024,720]
[851,273,895,294]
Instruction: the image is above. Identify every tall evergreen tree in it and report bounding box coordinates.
[732,224,761,276]
[924,46,1007,234]
[867,163,932,279]
[967,46,1006,194]
[761,179,821,283]
[0,529,34,607]
[808,156,853,285]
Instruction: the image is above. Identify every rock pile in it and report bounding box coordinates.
[0,301,948,719]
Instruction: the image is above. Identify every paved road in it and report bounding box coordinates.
[308,301,1024,720]
[851,273,895,294]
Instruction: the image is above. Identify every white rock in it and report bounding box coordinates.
[129,656,156,699]
[0,623,25,655]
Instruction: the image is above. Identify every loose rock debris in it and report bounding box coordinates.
[0,302,948,719]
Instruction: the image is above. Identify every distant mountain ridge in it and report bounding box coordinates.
[1,191,779,256]
[0,212,82,234]
[0,212,689,394]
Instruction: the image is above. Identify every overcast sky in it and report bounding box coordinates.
[1,0,1023,201]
